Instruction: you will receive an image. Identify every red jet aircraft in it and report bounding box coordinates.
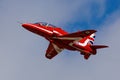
[22,22,108,60]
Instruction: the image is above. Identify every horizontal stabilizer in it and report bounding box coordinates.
[91,45,108,49]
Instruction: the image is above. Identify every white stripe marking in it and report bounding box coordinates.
[77,39,90,46]
[32,24,53,34]
[52,43,63,53]
[53,30,63,35]
[54,37,82,40]
[77,33,95,46]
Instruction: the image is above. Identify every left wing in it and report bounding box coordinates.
[45,42,63,59]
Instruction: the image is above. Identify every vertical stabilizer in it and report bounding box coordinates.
[78,33,96,47]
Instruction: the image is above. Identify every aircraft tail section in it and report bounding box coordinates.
[90,45,108,55]
[82,45,108,60]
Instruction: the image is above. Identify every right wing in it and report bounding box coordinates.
[53,30,97,40]
[60,30,97,37]
[53,30,97,44]
[45,42,63,59]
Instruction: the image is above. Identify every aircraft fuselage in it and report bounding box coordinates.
[22,22,108,59]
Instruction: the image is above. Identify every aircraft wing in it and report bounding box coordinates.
[45,42,63,59]
[53,30,96,44]
[54,30,96,40]
[60,30,97,37]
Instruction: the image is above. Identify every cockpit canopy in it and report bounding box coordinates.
[34,22,57,27]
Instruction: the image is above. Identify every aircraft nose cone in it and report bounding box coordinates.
[22,23,33,29]
[22,23,28,28]
[21,23,33,31]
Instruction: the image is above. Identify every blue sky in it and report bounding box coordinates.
[63,0,120,32]
[0,0,120,80]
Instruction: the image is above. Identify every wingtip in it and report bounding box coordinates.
[91,30,97,33]
[105,46,109,48]
[84,30,97,35]
[94,30,97,33]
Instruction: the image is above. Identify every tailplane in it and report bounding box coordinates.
[91,45,108,49]
[90,45,108,55]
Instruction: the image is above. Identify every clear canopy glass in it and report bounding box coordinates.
[34,22,57,27]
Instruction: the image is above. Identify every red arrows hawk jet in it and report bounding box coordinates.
[22,22,108,60]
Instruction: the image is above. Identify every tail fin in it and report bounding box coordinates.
[87,33,96,46]
[79,33,96,47]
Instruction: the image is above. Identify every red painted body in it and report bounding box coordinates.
[22,22,108,60]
